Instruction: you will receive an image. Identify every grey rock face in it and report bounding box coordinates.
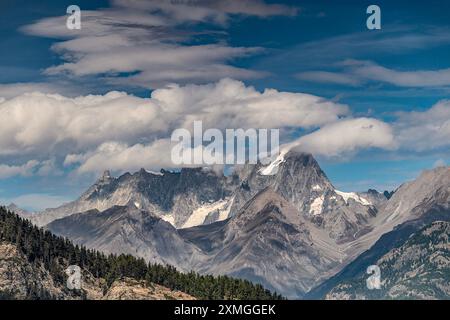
[33,167,236,228]
[199,188,340,298]
[231,151,380,242]
[340,166,450,263]
[306,205,450,299]
[192,164,450,298]
[0,242,65,299]
[51,186,342,298]
[0,242,194,300]
[324,221,450,300]
[379,166,450,226]
[306,167,450,299]
[358,189,388,208]
[47,205,206,270]
[32,151,380,244]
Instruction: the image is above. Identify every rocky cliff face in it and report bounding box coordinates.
[102,278,195,300]
[200,188,340,298]
[186,164,449,298]
[336,166,450,267]
[47,205,206,271]
[305,169,450,299]
[231,151,381,242]
[305,206,450,299]
[29,151,382,242]
[325,221,450,300]
[0,242,67,299]
[32,168,235,229]
[380,167,450,226]
[0,241,194,300]
[47,187,344,298]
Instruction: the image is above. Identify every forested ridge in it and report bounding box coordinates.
[0,207,283,300]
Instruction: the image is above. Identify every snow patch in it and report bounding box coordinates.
[218,196,234,221]
[309,195,324,215]
[146,170,164,176]
[335,190,372,206]
[161,214,175,226]
[258,153,285,176]
[182,198,231,228]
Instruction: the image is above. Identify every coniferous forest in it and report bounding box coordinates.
[0,207,283,300]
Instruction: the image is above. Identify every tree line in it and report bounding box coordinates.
[0,207,283,300]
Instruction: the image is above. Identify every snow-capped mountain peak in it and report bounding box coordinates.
[258,152,286,176]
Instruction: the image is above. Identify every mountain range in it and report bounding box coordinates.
[7,150,450,299]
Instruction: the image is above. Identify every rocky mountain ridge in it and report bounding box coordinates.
[31,167,236,228]
[324,221,450,300]
[47,205,206,271]
[9,152,450,298]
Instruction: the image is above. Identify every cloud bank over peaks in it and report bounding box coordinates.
[0,79,351,176]
[3,78,449,177]
[287,117,396,157]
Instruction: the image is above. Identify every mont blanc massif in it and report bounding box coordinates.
[5,150,449,299]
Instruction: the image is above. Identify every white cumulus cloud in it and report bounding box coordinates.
[287,117,396,157]
[0,79,354,176]
[394,100,450,151]
[65,140,174,174]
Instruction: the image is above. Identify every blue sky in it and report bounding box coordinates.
[0,0,449,210]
